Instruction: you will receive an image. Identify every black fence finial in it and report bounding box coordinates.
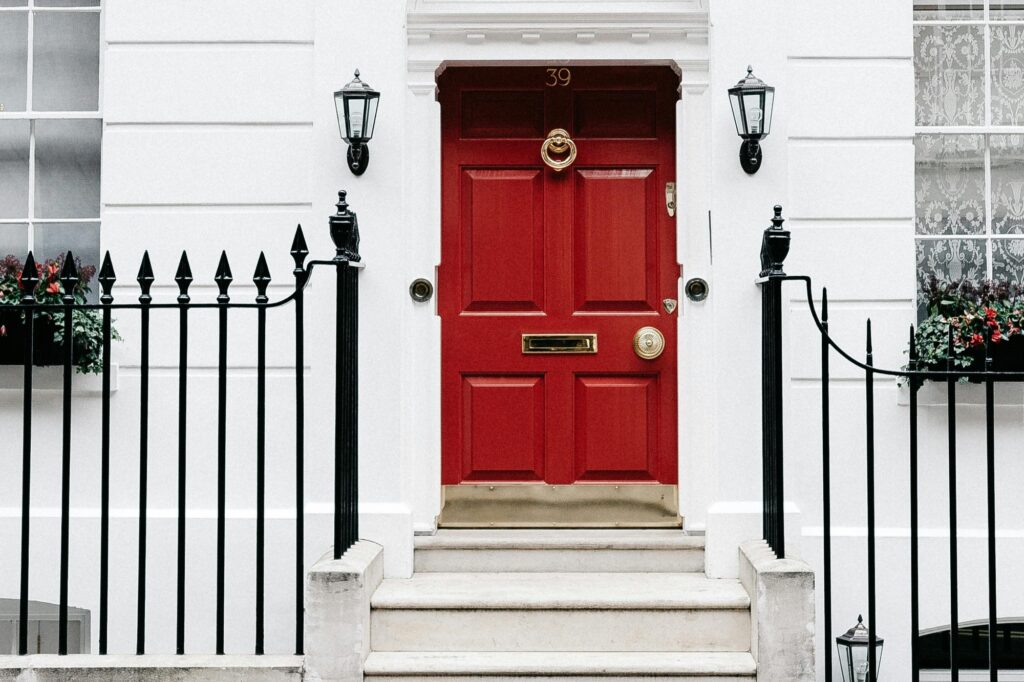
[175,252,193,303]
[330,190,361,263]
[759,204,790,278]
[99,253,116,304]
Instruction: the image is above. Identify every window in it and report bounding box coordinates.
[914,2,1024,314]
[0,0,102,274]
[919,620,1024,677]
[0,598,90,654]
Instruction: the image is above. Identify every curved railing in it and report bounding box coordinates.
[759,205,1006,681]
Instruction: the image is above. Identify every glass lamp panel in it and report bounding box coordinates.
[0,13,28,112]
[915,134,985,236]
[0,121,30,219]
[762,89,775,135]
[729,92,745,135]
[742,91,764,136]
[346,96,366,139]
[914,24,985,126]
[34,119,101,219]
[991,25,1024,125]
[339,92,352,139]
[363,95,379,140]
[0,224,28,259]
[32,11,100,111]
[914,2,983,19]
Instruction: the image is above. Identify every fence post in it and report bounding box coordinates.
[758,205,790,558]
[330,190,362,559]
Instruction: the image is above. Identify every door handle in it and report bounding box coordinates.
[541,128,577,172]
[633,327,665,360]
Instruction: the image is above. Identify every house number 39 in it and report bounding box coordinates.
[546,68,571,87]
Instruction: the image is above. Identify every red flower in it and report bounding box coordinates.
[986,307,997,320]
[993,329,1003,343]
[971,333,985,347]
[0,325,6,337]
[47,282,60,294]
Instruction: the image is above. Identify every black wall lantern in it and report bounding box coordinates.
[728,66,775,175]
[836,615,884,682]
[335,69,380,176]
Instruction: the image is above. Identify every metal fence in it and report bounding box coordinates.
[759,205,1009,681]
[5,190,363,658]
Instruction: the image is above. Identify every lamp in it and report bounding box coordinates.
[334,70,380,176]
[836,615,884,682]
[728,65,775,174]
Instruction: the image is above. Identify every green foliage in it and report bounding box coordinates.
[0,254,121,374]
[912,275,1024,373]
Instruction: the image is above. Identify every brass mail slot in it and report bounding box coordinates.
[522,333,597,354]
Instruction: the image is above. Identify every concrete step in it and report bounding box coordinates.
[414,530,705,573]
[363,651,757,681]
[370,572,750,653]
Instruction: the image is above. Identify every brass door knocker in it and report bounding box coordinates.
[541,128,577,172]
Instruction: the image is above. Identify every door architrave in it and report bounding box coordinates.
[402,3,712,533]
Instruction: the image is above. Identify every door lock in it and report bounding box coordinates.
[665,182,676,217]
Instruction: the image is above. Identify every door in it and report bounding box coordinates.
[438,64,680,527]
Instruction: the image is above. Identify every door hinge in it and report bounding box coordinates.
[665,182,676,217]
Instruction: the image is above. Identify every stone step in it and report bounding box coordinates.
[370,572,750,653]
[363,651,757,681]
[414,530,705,573]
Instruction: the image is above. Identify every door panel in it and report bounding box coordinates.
[462,168,545,312]
[462,375,546,481]
[574,168,658,312]
[438,65,680,525]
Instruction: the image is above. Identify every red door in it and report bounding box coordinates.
[438,65,680,526]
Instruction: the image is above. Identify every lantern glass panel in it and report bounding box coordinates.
[347,97,366,139]
[836,643,883,682]
[729,91,745,135]
[334,92,348,141]
[743,91,765,136]
[363,96,379,139]
[762,89,775,135]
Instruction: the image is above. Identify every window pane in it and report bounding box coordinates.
[34,119,101,219]
[32,11,99,112]
[914,2,983,19]
[917,238,987,289]
[0,121,29,219]
[36,222,100,275]
[991,134,1024,234]
[36,0,100,5]
[994,239,1024,285]
[915,24,985,126]
[991,26,1024,125]
[992,2,1024,19]
[915,134,985,235]
[0,224,28,259]
[0,1,28,8]
[0,13,28,112]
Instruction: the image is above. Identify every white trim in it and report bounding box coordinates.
[402,0,711,532]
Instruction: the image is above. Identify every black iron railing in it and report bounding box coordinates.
[8,190,363,657]
[760,205,1008,681]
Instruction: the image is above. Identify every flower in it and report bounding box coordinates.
[0,325,6,337]
[47,282,60,294]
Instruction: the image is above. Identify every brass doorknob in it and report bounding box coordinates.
[541,128,577,171]
[633,326,665,360]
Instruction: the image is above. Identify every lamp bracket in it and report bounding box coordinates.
[347,143,369,176]
[740,139,762,175]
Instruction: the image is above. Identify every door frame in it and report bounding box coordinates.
[402,5,712,533]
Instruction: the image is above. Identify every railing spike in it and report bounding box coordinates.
[175,251,193,303]
[821,288,829,323]
[20,252,39,301]
[99,252,116,303]
[253,252,271,303]
[137,251,154,303]
[947,324,955,371]
[866,318,873,355]
[909,324,917,361]
[291,225,309,270]
[215,251,233,303]
[59,252,79,301]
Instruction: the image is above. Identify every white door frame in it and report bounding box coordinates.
[400,0,713,532]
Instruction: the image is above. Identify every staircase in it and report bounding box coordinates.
[362,530,756,681]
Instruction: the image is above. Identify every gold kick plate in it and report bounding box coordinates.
[522,333,597,354]
[439,484,682,528]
